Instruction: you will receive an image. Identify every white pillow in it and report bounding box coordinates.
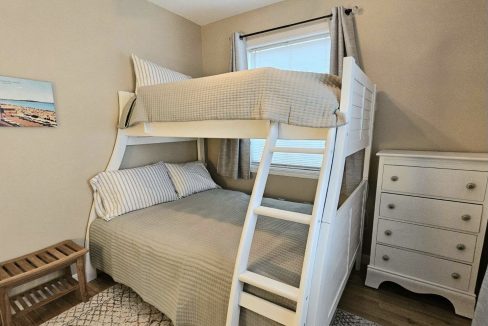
[165,161,219,198]
[132,54,190,91]
[90,162,178,221]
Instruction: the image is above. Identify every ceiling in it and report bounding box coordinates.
[148,0,285,25]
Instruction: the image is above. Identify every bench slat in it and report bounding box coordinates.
[26,255,46,268]
[11,299,22,314]
[56,245,75,256]
[4,263,23,276]
[36,252,56,264]
[16,260,35,272]
[64,241,84,252]
[47,249,66,260]
[0,267,10,280]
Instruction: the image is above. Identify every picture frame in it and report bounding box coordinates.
[0,76,56,127]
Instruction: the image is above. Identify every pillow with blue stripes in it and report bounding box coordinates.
[165,161,219,198]
[90,162,178,221]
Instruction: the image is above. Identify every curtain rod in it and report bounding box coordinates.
[240,8,354,39]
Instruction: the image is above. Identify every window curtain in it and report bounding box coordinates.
[216,32,251,179]
[329,6,360,76]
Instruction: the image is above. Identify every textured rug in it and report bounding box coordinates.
[42,284,378,325]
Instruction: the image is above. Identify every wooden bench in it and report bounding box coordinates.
[0,240,88,326]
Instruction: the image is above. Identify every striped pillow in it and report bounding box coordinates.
[165,161,219,198]
[132,54,190,92]
[90,162,178,221]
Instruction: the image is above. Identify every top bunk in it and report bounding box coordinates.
[116,57,375,141]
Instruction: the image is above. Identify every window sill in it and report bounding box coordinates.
[250,164,319,179]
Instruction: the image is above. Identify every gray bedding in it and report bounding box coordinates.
[121,68,344,129]
[90,189,312,326]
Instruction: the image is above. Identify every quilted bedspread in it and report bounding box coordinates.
[121,68,344,129]
[90,189,311,326]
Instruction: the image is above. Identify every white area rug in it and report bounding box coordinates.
[42,284,378,325]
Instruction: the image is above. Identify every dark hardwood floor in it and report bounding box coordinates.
[339,270,471,326]
[6,268,471,326]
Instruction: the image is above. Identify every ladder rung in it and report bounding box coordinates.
[239,292,296,326]
[239,271,299,301]
[254,206,312,225]
[271,147,324,155]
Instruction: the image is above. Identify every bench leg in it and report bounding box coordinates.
[0,287,11,326]
[64,265,72,278]
[76,257,88,302]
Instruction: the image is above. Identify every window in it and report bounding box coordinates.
[247,23,331,178]
[248,34,331,73]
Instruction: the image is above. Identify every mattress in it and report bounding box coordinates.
[90,189,312,326]
[121,68,344,129]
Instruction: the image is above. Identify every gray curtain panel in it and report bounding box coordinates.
[473,268,488,326]
[217,32,251,179]
[329,6,360,76]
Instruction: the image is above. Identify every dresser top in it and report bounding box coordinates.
[377,150,488,162]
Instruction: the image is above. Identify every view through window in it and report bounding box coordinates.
[248,31,331,175]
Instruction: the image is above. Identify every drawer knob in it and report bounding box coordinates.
[391,176,399,182]
[384,230,392,236]
[387,204,395,209]
[466,183,476,190]
[456,244,466,251]
[382,255,390,261]
[451,272,460,280]
[461,214,471,221]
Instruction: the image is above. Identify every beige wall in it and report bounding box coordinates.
[202,0,488,256]
[0,0,201,262]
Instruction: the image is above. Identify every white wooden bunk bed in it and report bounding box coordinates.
[84,57,376,326]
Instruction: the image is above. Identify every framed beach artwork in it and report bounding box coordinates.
[0,76,56,127]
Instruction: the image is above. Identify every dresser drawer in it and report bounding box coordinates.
[377,219,477,262]
[382,165,488,202]
[379,193,483,232]
[375,244,471,291]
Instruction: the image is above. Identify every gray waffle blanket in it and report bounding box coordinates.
[121,68,343,129]
[90,189,312,326]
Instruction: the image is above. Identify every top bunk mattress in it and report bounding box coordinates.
[122,68,345,129]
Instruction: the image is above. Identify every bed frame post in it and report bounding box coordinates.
[307,57,377,325]
[197,138,206,161]
[356,84,377,271]
[296,59,360,325]
[84,92,135,281]
[84,129,129,282]
[84,91,204,282]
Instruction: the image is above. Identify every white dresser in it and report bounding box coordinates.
[365,150,488,318]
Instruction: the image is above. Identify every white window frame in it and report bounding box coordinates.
[247,22,331,179]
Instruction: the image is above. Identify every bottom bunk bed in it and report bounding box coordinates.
[90,189,311,326]
[84,57,376,326]
[90,184,367,326]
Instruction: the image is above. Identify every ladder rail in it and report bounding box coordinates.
[294,127,338,325]
[226,123,339,326]
[226,122,279,326]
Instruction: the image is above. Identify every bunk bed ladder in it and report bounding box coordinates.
[226,122,337,326]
